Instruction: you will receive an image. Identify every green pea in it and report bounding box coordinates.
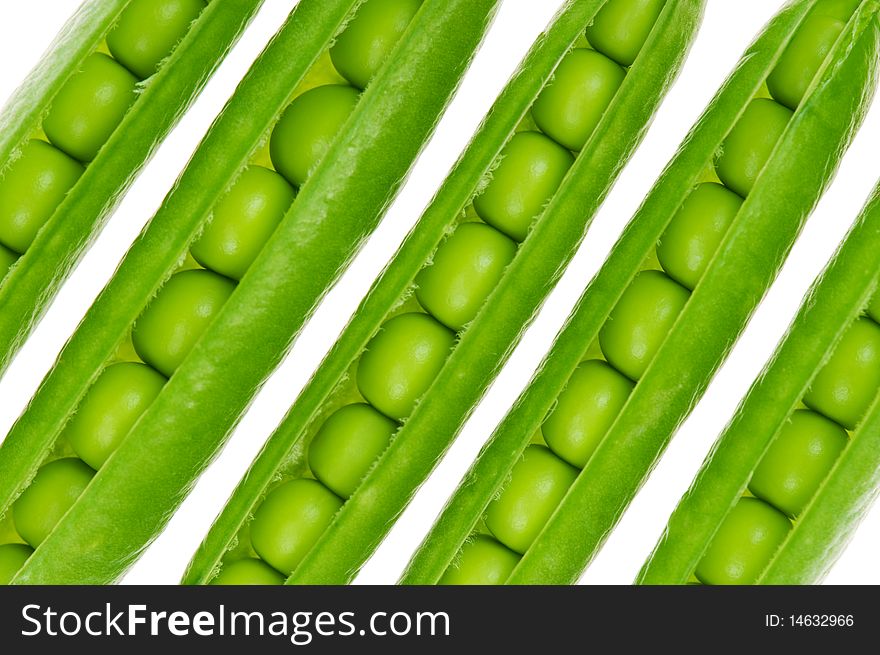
[0,543,33,585]
[308,403,397,498]
[12,458,95,547]
[210,558,285,585]
[132,269,236,378]
[585,0,666,67]
[356,312,455,420]
[868,291,880,325]
[329,0,422,89]
[438,534,520,585]
[484,445,578,554]
[0,140,84,253]
[541,359,634,468]
[802,317,880,429]
[249,479,342,575]
[42,53,138,162]
[269,85,360,187]
[749,410,848,518]
[107,0,207,79]
[714,98,792,198]
[766,0,860,110]
[0,244,16,279]
[656,182,743,290]
[415,222,517,330]
[695,497,791,585]
[190,166,295,280]
[531,48,625,151]
[599,270,689,381]
[473,131,574,242]
[64,362,167,469]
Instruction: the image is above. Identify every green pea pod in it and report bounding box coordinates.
[639,185,880,585]
[1,0,499,584]
[184,0,704,586]
[0,0,264,372]
[402,0,880,584]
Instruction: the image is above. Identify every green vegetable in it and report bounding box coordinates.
[330,0,423,90]
[598,270,690,380]
[209,558,285,585]
[694,497,792,585]
[438,535,519,585]
[64,363,167,469]
[107,0,208,79]
[0,245,16,279]
[403,0,878,585]
[0,545,33,585]
[184,0,704,586]
[42,53,138,163]
[1,0,500,585]
[0,139,84,253]
[531,48,626,151]
[12,459,94,547]
[801,317,880,429]
[308,404,397,499]
[415,222,517,331]
[473,131,574,241]
[190,166,295,281]
[0,0,264,374]
[250,479,343,575]
[269,84,361,186]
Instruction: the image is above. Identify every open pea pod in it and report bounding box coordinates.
[0,0,265,372]
[639,184,880,585]
[183,0,704,586]
[0,0,499,584]
[402,0,880,585]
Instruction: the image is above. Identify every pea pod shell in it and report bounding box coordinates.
[0,0,264,372]
[639,187,880,585]
[6,0,500,585]
[404,0,879,584]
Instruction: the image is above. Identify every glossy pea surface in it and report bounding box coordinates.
[211,558,284,585]
[599,270,689,380]
[42,53,137,162]
[308,403,397,498]
[190,166,295,280]
[107,0,207,79]
[330,0,422,89]
[749,410,848,518]
[415,222,517,330]
[64,362,167,469]
[766,0,858,110]
[695,497,790,585]
[542,359,634,468]
[12,458,95,547]
[715,98,792,198]
[0,543,32,585]
[656,182,743,290]
[439,535,520,585]
[803,317,880,429]
[585,0,666,66]
[532,48,625,151]
[132,269,236,377]
[485,445,579,554]
[0,140,84,253]
[473,131,574,242]
[249,479,342,575]
[269,85,360,187]
[356,313,455,420]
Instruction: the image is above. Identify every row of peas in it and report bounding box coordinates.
[694,300,880,584]
[208,0,669,585]
[438,0,861,584]
[0,0,424,586]
[0,0,209,281]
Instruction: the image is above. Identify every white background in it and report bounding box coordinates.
[0,0,878,585]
